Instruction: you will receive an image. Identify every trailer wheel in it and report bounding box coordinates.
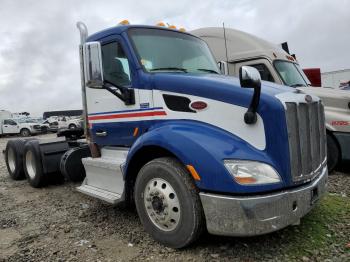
[20,128,31,137]
[327,133,340,173]
[23,140,46,188]
[4,140,27,180]
[134,157,205,248]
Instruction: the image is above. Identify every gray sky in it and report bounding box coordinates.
[0,0,349,116]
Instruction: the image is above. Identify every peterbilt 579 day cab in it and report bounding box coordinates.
[191,27,350,171]
[4,21,328,248]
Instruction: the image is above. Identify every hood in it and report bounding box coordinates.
[298,86,350,110]
[152,73,295,110]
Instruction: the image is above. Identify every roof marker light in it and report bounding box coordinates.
[156,22,166,27]
[119,20,130,25]
[179,27,186,32]
[168,25,176,29]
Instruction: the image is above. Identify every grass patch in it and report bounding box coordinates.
[284,193,350,259]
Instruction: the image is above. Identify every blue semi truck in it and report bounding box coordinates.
[4,21,328,248]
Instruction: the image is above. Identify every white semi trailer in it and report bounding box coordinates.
[192,27,350,171]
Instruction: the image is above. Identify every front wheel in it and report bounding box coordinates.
[134,157,205,248]
[68,124,77,129]
[327,133,340,173]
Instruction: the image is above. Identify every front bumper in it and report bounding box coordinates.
[200,165,328,237]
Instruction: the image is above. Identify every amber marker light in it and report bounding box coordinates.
[186,165,201,181]
[119,19,130,25]
[156,22,166,27]
[133,127,139,137]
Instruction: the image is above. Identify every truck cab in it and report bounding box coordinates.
[192,27,350,171]
[4,22,328,248]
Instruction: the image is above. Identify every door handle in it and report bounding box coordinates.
[95,131,107,137]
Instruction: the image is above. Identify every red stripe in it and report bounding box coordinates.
[88,110,167,121]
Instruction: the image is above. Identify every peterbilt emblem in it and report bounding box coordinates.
[305,95,313,103]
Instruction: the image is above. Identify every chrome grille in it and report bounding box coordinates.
[285,101,326,182]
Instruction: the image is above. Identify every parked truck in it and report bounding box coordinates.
[3,21,328,248]
[0,110,44,137]
[191,27,350,171]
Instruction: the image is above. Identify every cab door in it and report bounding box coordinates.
[2,119,19,134]
[233,59,280,84]
[86,38,140,147]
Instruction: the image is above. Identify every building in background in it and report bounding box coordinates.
[321,69,350,88]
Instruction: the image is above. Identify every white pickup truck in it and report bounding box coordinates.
[0,112,44,137]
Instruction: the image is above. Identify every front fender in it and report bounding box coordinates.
[125,120,286,194]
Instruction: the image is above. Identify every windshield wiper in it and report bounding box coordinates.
[150,67,187,72]
[196,68,219,74]
[290,83,306,87]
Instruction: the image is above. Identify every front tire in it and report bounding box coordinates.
[134,157,205,248]
[327,134,340,173]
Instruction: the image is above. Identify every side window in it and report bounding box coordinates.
[249,64,274,82]
[101,42,131,87]
[4,119,16,125]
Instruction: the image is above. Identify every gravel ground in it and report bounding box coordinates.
[0,134,349,262]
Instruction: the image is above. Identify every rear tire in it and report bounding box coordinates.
[20,128,31,137]
[23,140,46,188]
[327,133,339,173]
[4,140,26,180]
[68,124,77,129]
[134,157,205,248]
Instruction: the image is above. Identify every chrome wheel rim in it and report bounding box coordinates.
[25,150,36,179]
[144,178,181,231]
[7,148,16,173]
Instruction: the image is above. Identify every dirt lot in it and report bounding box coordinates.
[0,134,349,262]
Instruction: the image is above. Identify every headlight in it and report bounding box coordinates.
[224,160,281,185]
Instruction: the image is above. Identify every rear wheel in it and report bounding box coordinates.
[4,140,26,180]
[20,128,31,137]
[134,157,204,248]
[68,124,77,129]
[23,140,46,188]
[327,133,340,173]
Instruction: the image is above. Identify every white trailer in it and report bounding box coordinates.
[321,69,350,89]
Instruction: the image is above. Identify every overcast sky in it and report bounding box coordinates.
[0,0,349,116]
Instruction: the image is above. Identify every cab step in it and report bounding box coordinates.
[77,147,129,204]
[76,184,122,204]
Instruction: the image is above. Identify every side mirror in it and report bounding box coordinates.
[218,61,228,75]
[82,41,135,105]
[83,42,104,89]
[239,66,262,125]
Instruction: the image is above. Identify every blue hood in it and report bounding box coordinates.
[151,73,294,110]
[149,72,294,187]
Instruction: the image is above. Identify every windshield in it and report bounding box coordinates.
[274,60,311,87]
[129,28,220,74]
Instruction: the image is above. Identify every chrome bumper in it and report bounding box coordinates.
[200,166,328,236]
